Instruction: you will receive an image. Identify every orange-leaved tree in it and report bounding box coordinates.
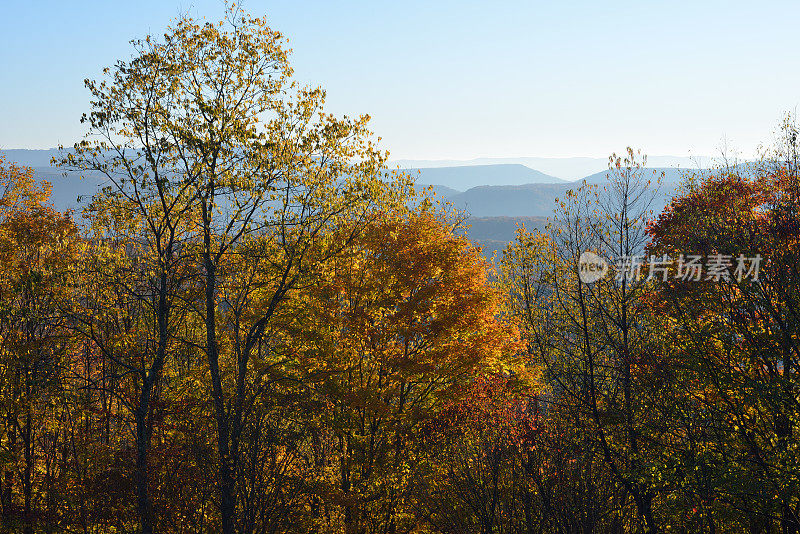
[284,207,523,532]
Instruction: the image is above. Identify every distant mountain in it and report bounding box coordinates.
[0,149,714,261]
[22,167,105,212]
[417,184,460,199]
[1,148,62,167]
[0,149,106,211]
[406,164,564,190]
[429,180,681,218]
[393,155,714,182]
[458,216,549,258]
[581,167,706,185]
[439,183,569,217]
[0,149,707,224]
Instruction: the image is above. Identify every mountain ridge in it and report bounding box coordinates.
[403,163,564,190]
[0,149,712,220]
[392,154,716,181]
[0,150,728,257]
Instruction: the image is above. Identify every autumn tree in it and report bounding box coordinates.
[0,157,81,532]
[412,374,537,534]
[282,208,521,532]
[498,150,667,532]
[62,6,404,532]
[647,144,800,531]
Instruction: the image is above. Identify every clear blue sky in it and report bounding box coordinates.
[2,0,799,159]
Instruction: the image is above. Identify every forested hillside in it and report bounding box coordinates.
[1,8,799,534]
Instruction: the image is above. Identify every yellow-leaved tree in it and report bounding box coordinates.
[0,156,80,533]
[59,6,408,533]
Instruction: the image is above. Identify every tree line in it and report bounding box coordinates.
[1,7,799,533]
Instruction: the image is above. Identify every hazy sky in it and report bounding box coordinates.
[2,1,798,159]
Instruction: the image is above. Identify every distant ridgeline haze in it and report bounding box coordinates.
[2,149,734,256]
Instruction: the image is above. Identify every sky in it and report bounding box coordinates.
[2,0,799,160]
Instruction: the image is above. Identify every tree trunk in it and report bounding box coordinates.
[23,408,32,534]
[135,398,154,534]
[203,250,237,534]
[1,470,11,523]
